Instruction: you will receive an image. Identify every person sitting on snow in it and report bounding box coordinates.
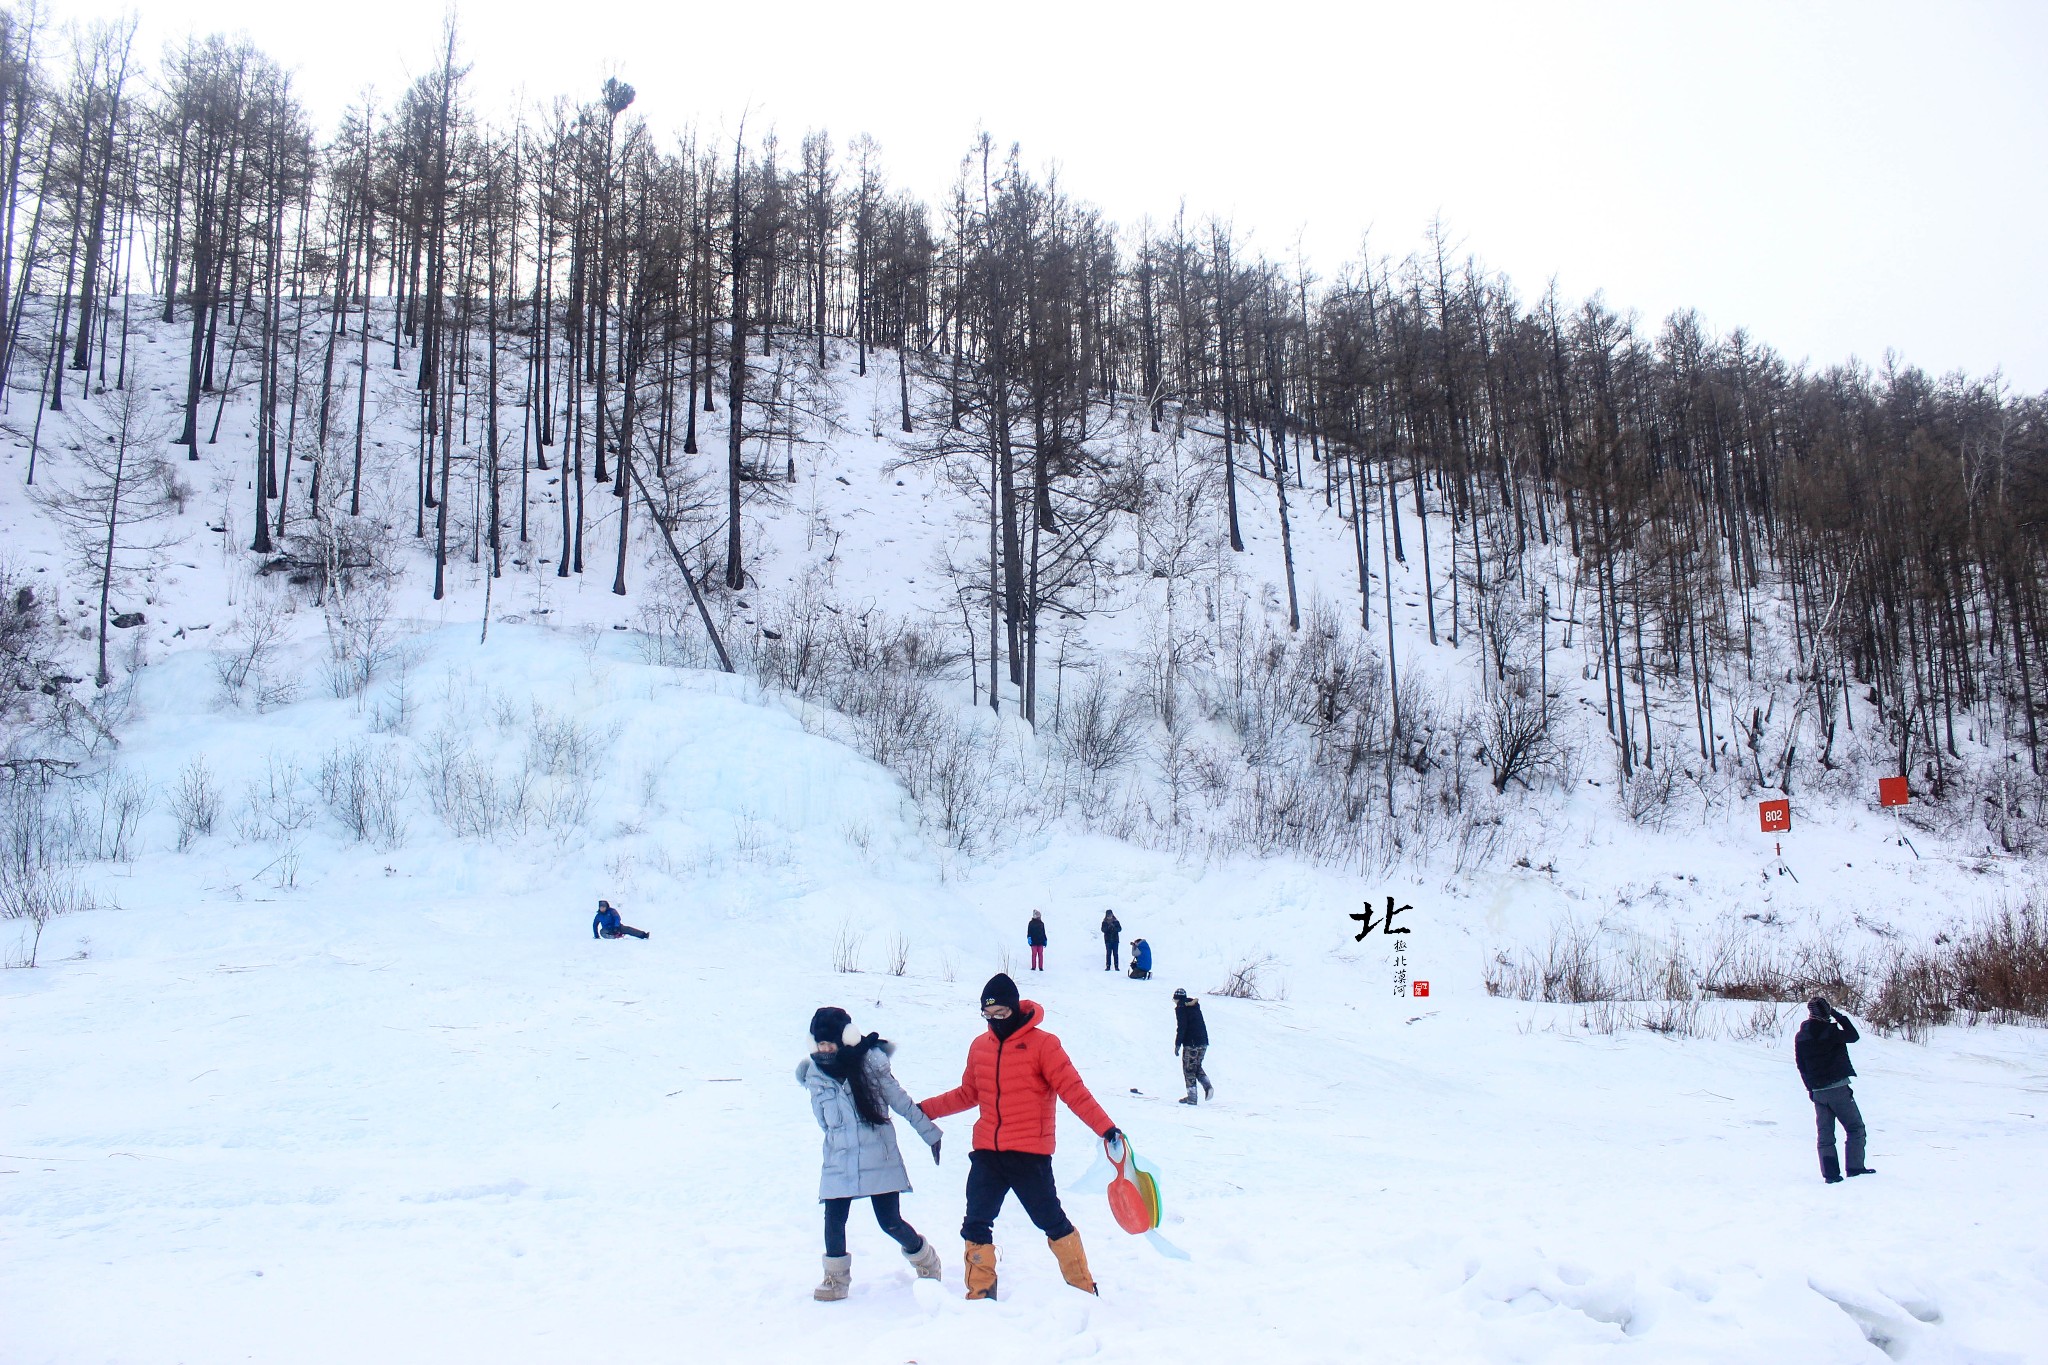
[1126,937,1152,979]
[592,899,649,940]
[918,973,1121,1301]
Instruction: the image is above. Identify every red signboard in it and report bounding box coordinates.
[1879,776,1910,808]
[1413,981,1430,998]
[1759,799,1791,833]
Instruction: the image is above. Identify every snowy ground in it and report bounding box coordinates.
[5,630,2047,1364]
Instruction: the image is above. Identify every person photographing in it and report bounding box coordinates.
[1795,996,1875,1183]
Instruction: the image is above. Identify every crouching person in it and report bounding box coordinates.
[592,900,649,939]
[919,973,1122,1301]
[797,1007,945,1300]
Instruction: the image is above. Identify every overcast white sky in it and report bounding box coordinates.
[65,0,2048,389]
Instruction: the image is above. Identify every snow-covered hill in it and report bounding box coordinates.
[3,305,2047,1362]
[1,628,2042,1363]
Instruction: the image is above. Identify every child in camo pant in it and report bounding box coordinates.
[1172,988,1212,1105]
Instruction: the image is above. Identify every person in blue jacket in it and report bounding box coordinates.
[1126,937,1152,979]
[593,899,649,939]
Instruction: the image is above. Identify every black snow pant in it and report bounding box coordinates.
[824,1192,923,1258]
[961,1150,1074,1245]
[1811,1084,1867,1180]
[1180,1044,1211,1094]
[601,925,649,939]
[1104,937,1120,970]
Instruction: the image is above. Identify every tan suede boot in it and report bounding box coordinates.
[964,1242,999,1300]
[905,1237,943,1281]
[813,1254,851,1301]
[1048,1230,1098,1295]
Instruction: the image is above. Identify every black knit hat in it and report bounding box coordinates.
[1808,997,1832,1018]
[980,973,1020,1013]
[810,1006,854,1044]
[1173,988,1189,1001]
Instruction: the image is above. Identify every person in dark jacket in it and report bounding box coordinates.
[592,900,648,939]
[1100,911,1122,971]
[1126,937,1152,979]
[1026,910,1048,971]
[918,973,1121,1301]
[1794,996,1874,1183]
[1172,987,1213,1104]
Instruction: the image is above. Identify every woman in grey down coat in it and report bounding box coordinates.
[797,1006,945,1300]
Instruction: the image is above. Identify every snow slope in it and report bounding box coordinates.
[4,628,2046,1364]
[3,304,2047,1361]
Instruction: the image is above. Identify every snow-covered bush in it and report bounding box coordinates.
[1056,673,1146,785]
[317,741,410,848]
[414,726,523,841]
[0,774,96,967]
[169,758,221,851]
[73,765,151,861]
[235,753,317,844]
[214,594,298,711]
[0,561,58,730]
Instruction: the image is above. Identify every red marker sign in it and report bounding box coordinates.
[1759,799,1791,833]
[1879,776,1909,808]
[1413,981,1430,998]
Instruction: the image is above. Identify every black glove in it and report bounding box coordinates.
[1101,1126,1123,1146]
[930,1136,942,1166]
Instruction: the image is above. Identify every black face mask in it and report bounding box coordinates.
[986,1005,1030,1041]
[813,1048,852,1078]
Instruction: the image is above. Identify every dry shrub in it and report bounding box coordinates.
[1484,919,1614,1003]
[1212,952,1280,1001]
[1951,902,2048,1018]
[1494,902,2048,1042]
[1865,902,2048,1039]
[832,919,864,974]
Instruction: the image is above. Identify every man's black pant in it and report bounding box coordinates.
[1104,938,1120,970]
[600,926,649,939]
[961,1149,1074,1244]
[1812,1084,1867,1179]
[824,1191,922,1257]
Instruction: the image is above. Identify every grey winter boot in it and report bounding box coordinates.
[905,1237,943,1281]
[813,1254,852,1301]
[1178,1087,1198,1105]
[1201,1078,1214,1100]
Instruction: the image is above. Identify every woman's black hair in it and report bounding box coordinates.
[816,1032,890,1126]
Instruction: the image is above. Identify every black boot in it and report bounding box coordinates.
[1847,1166,1877,1176]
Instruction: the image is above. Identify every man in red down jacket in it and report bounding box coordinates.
[918,972,1121,1300]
